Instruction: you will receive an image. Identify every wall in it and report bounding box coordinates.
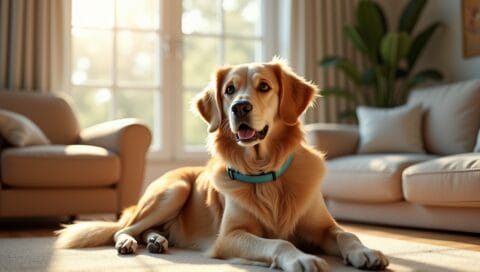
[379,0,480,81]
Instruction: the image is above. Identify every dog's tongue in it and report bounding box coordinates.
[238,127,256,140]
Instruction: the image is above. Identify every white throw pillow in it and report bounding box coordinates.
[0,109,50,146]
[357,104,424,154]
[474,129,480,153]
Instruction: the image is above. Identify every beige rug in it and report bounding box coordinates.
[0,232,478,272]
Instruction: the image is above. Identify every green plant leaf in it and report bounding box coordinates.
[343,25,369,55]
[319,56,341,67]
[398,0,427,33]
[380,32,412,67]
[319,57,361,84]
[320,87,356,101]
[356,0,387,59]
[361,68,375,85]
[407,22,443,69]
[408,69,443,88]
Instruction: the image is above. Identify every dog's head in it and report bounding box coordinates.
[196,59,317,151]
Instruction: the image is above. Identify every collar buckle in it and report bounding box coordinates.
[268,171,276,181]
[227,167,236,180]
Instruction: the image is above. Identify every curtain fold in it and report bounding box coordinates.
[281,0,364,124]
[0,0,68,92]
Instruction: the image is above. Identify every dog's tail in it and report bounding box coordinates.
[54,206,135,249]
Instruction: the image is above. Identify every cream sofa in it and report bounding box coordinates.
[306,80,480,233]
[0,90,151,217]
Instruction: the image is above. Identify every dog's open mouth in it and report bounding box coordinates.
[236,124,269,142]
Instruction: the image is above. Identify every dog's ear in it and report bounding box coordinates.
[195,86,220,132]
[271,61,318,126]
[195,67,230,132]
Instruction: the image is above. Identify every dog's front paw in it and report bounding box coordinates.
[276,252,328,272]
[147,234,168,253]
[344,247,389,270]
[115,234,138,255]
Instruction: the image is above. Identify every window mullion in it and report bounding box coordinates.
[160,0,183,160]
[111,0,118,121]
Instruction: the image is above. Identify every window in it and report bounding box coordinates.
[70,0,272,160]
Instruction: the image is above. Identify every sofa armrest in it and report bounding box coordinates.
[304,123,359,159]
[80,118,152,210]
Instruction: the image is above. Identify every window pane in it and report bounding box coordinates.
[71,29,113,85]
[183,89,208,147]
[225,39,259,65]
[117,0,160,29]
[183,37,220,87]
[117,31,161,87]
[71,87,112,128]
[72,0,114,28]
[224,0,260,36]
[115,89,161,148]
[182,0,221,34]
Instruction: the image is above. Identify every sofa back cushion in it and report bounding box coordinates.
[356,104,424,154]
[408,80,480,155]
[0,90,80,144]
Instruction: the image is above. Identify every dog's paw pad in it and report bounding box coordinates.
[147,234,168,253]
[345,248,389,270]
[115,236,138,255]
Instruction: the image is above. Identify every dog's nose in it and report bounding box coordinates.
[231,101,252,118]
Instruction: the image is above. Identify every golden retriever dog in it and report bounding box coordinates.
[56,59,389,271]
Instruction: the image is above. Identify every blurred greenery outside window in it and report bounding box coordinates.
[70,0,265,158]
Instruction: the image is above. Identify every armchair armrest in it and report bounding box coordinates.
[80,118,152,210]
[304,123,359,159]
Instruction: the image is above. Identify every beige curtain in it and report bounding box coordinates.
[282,0,366,124]
[0,0,68,92]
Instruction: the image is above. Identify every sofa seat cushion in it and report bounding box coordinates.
[403,153,480,207]
[1,145,120,188]
[323,154,437,202]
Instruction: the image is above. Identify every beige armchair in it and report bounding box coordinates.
[0,90,151,217]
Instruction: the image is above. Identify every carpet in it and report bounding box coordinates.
[0,232,478,272]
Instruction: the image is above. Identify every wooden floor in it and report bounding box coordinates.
[341,221,480,252]
[1,216,479,252]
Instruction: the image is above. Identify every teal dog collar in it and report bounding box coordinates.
[226,154,294,184]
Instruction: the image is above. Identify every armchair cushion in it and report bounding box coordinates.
[0,109,50,146]
[1,145,120,188]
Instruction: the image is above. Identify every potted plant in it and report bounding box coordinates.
[319,0,443,121]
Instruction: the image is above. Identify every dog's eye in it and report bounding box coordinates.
[225,85,235,95]
[258,82,271,93]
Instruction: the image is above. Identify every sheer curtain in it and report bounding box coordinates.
[279,0,365,124]
[0,0,69,92]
